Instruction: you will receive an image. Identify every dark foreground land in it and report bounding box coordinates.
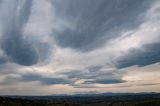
[1,93,160,106]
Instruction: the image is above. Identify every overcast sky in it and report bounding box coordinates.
[0,0,160,95]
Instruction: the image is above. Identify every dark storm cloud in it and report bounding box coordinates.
[54,0,153,51]
[116,43,160,68]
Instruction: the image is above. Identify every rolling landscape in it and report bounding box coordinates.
[1,93,160,106]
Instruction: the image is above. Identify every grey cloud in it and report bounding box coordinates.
[116,43,160,68]
[1,26,39,66]
[84,79,126,84]
[62,70,85,79]
[0,0,37,66]
[0,63,20,75]
[53,0,153,51]
[0,0,51,66]
[0,57,7,64]
[18,0,32,27]
[0,73,71,86]
[0,0,159,93]
[0,76,19,85]
[63,66,121,80]
[0,63,71,85]
[73,84,99,88]
[31,42,52,62]
[61,65,125,86]
[112,82,160,88]
[20,73,71,85]
[87,66,103,73]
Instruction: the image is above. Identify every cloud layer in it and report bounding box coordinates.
[0,0,160,95]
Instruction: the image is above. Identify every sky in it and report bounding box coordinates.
[0,0,160,95]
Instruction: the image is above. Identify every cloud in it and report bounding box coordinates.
[0,0,37,66]
[1,31,39,66]
[115,43,160,68]
[0,50,7,64]
[53,0,153,51]
[0,0,160,95]
[59,65,125,87]
[84,79,126,84]
[0,72,72,86]
[0,0,52,66]
[23,0,53,42]
[0,63,160,95]
[20,73,71,85]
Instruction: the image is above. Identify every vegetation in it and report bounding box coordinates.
[0,93,160,106]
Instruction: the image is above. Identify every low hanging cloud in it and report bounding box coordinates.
[19,73,71,85]
[83,79,126,85]
[58,65,126,88]
[0,66,72,86]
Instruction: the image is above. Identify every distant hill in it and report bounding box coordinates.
[0,93,160,106]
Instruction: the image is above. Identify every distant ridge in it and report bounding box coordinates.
[2,92,159,98]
